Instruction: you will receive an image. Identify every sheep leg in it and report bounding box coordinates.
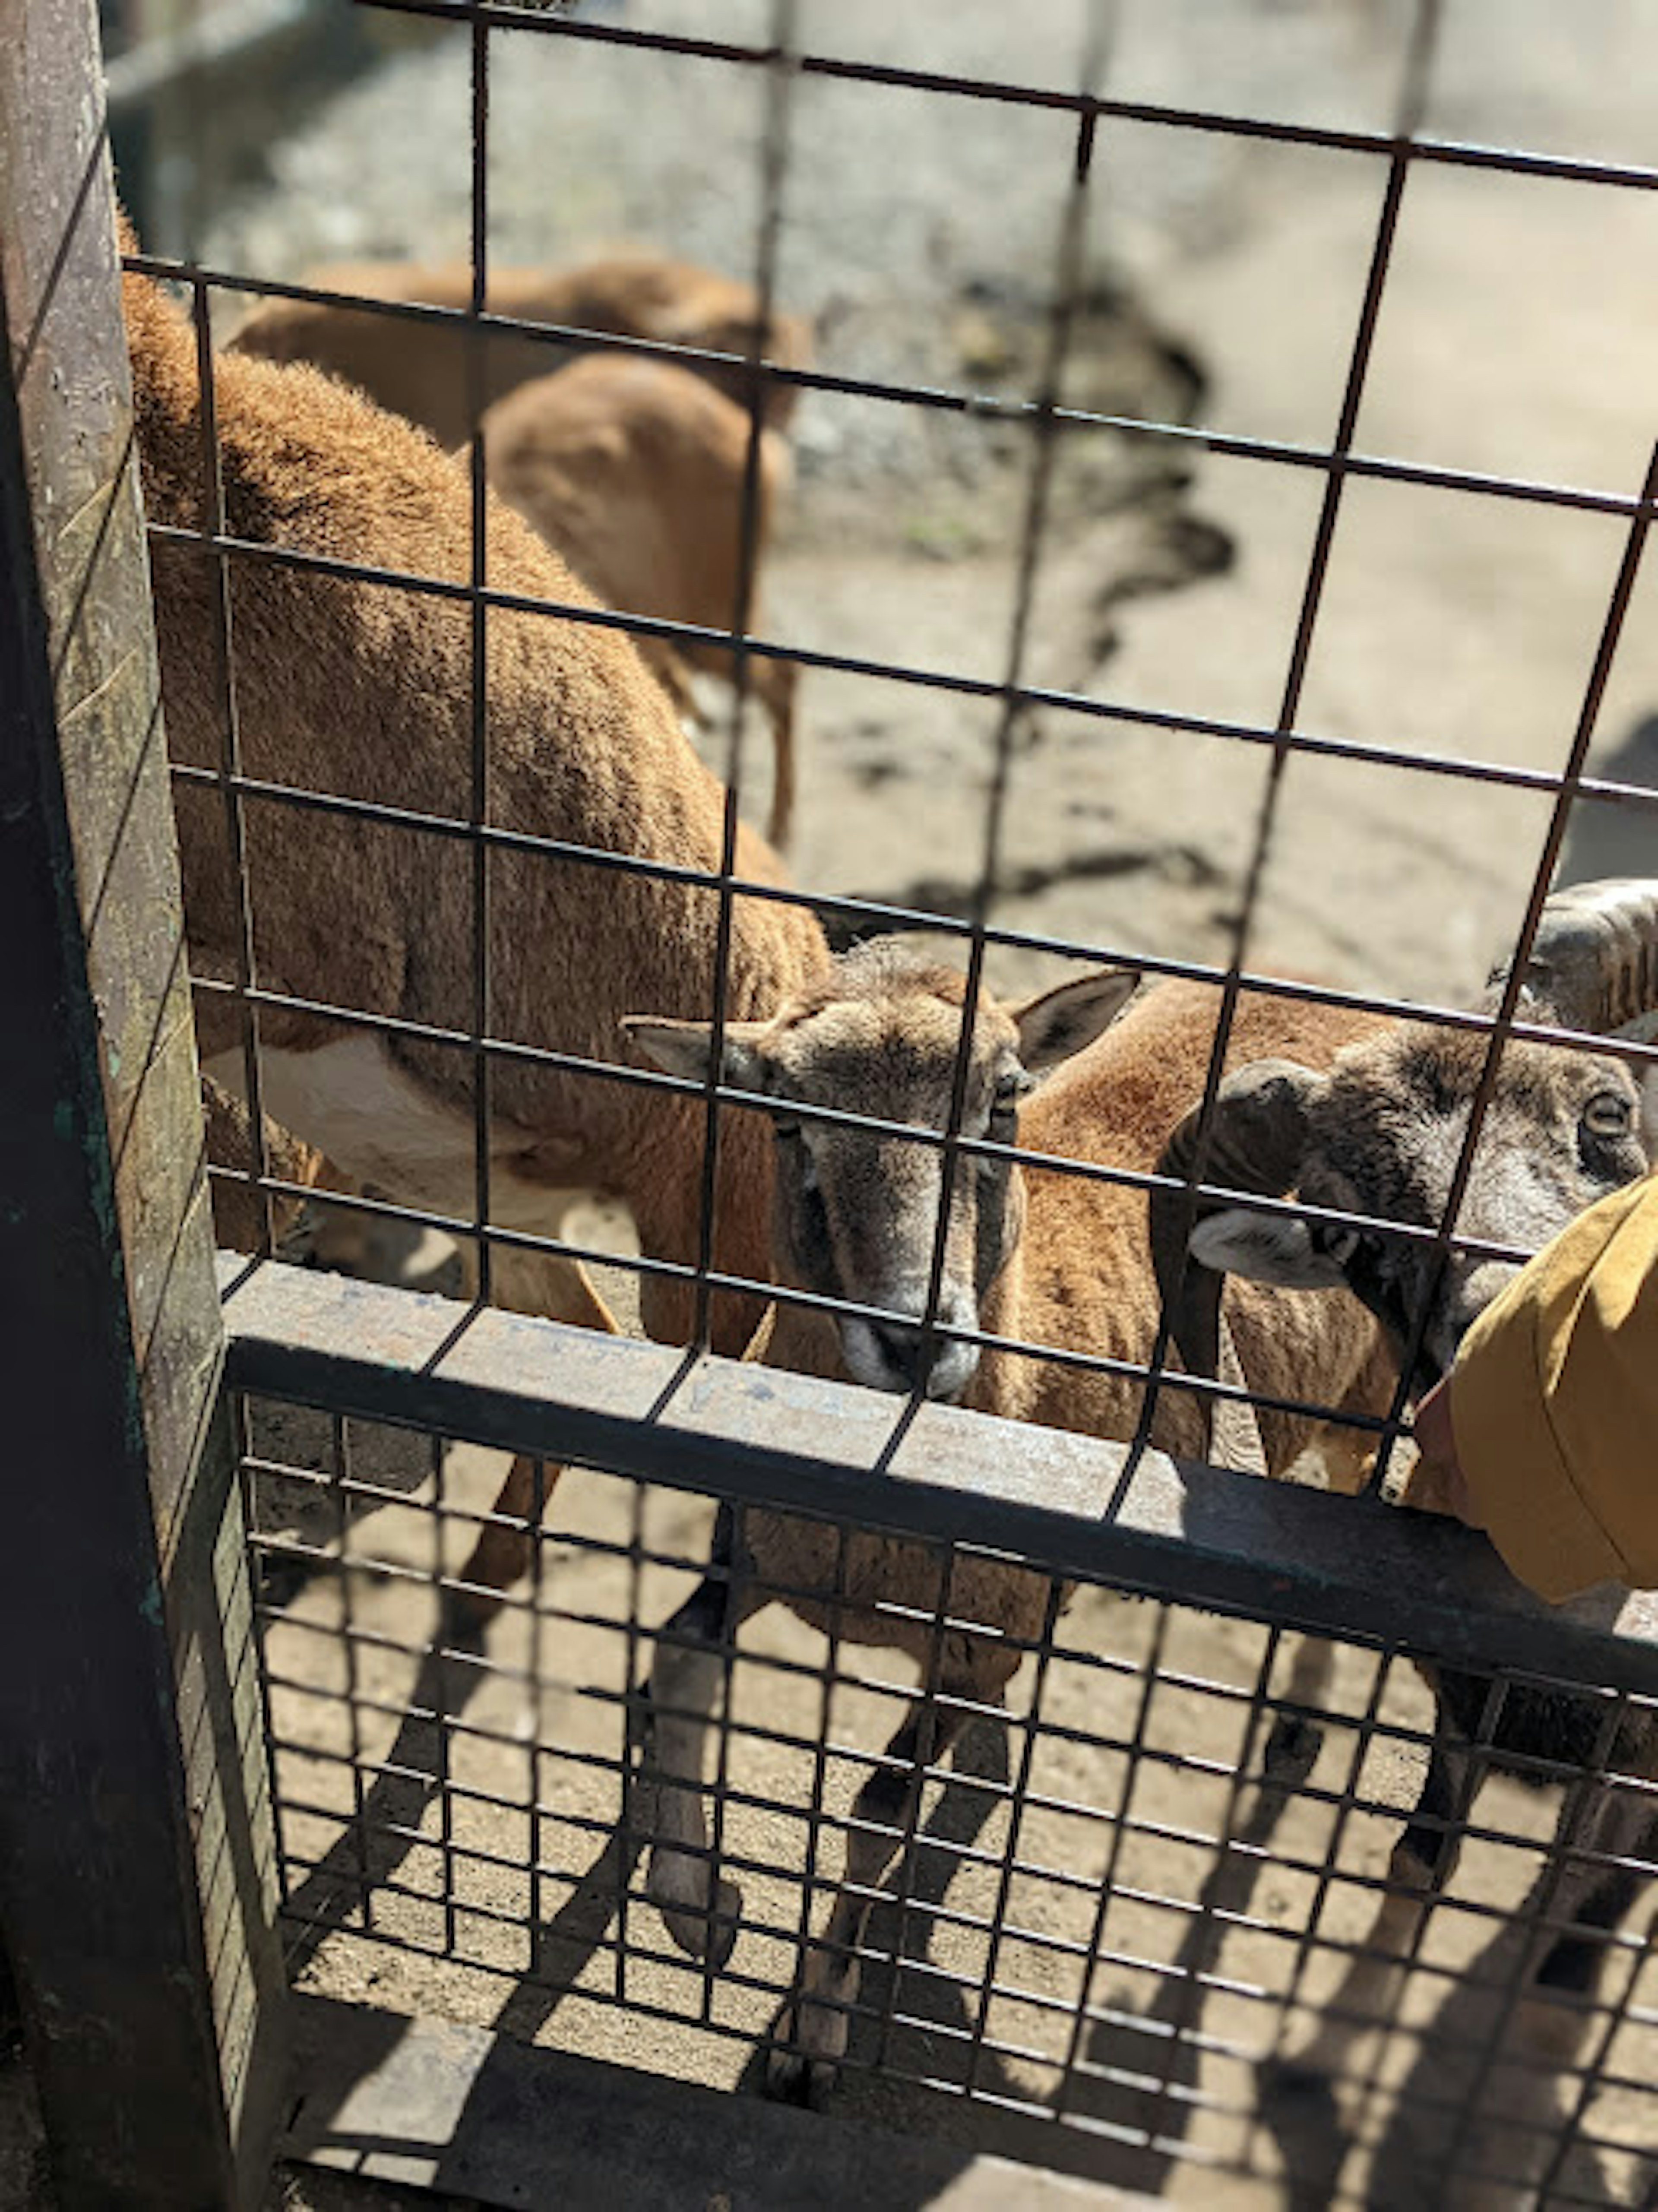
[439,1454,560,1645]
[1263,1634,1333,1780]
[641,1516,761,1968]
[767,1651,1009,2109]
[439,1234,621,1639]
[1269,1727,1473,2093]
[758,655,798,851]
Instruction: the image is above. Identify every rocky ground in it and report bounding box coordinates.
[13,5,1658,2209]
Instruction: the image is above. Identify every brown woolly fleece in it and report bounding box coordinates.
[478,354,797,844]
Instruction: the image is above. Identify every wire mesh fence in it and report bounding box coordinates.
[101,0,1658,2198]
[238,1389,1658,2205]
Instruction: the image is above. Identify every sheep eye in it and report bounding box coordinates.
[1582,1090,1633,1141]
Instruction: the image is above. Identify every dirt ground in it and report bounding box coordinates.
[18,4,1655,2208]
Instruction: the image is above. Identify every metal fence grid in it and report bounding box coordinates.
[105,0,1658,2200]
[137,0,1658,1433]
[238,1390,1658,2206]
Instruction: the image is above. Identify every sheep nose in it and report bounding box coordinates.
[871,1313,980,1401]
[869,1319,929,1387]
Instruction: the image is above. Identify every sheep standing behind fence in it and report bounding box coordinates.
[619,881,1658,2109]
[227,252,811,443]
[624,940,1395,2101]
[1154,876,1658,2097]
[123,209,829,1361]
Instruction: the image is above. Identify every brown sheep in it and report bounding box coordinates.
[226,252,811,449]
[631,883,1658,2109]
[122,209,828,1360]
[626,946,1393,2098]
[478,354,797,846]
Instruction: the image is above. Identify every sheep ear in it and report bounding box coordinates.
[1009,967,1139,1075]
[621,1016,768,1092]
[1189,1209,1348,1290]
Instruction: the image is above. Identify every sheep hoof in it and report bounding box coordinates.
[765,2016,838,2111]
[1258,2050,1340,2112]
[1263,1711,1323,1785]
[652,1872,742,1966]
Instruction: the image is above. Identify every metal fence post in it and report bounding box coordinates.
[0,3,286,2204]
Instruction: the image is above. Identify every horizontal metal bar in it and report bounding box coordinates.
[223,1260,1658,1696]
[130,247,1658,524]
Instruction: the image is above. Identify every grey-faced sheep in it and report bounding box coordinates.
[624,879,1658,2106]
[1156,876,1658,2098]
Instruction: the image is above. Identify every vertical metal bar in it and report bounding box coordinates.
[191,272,272,1253]
[237,1395,293,1927]
[1367,432,1658,1492]
[524,1454,550,1978]
[1136,1623,1293,2144]
[791,1520,855,2036]
[429,1430,460,1959]
[700,1504,746,2025]
[962,1575,1066,2098]
[1259,1642,1394,2062]
[1054,1600,1171,2118]
[911,0,1116,1396]
[618,1473,650,2008]
[468,8,496,1306]
[867,1541,957,2075]
[690,0,799,1354]
[332,1414,376,1932]
[0,3,284,2200]
[1133,0,1442,1466]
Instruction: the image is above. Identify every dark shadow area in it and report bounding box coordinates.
[1071,1711,1342,2207]
[1362,1861,1638,2212]
[276,1633,477,1983]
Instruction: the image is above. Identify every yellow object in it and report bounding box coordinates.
[1451,1173,1658,1601]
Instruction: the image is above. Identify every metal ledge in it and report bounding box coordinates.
[282,1992,1150,2209]
[220,1259,1658,1699]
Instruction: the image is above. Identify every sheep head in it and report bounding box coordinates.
[1152,879,1658,1399]
[626,940,1137,1401]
